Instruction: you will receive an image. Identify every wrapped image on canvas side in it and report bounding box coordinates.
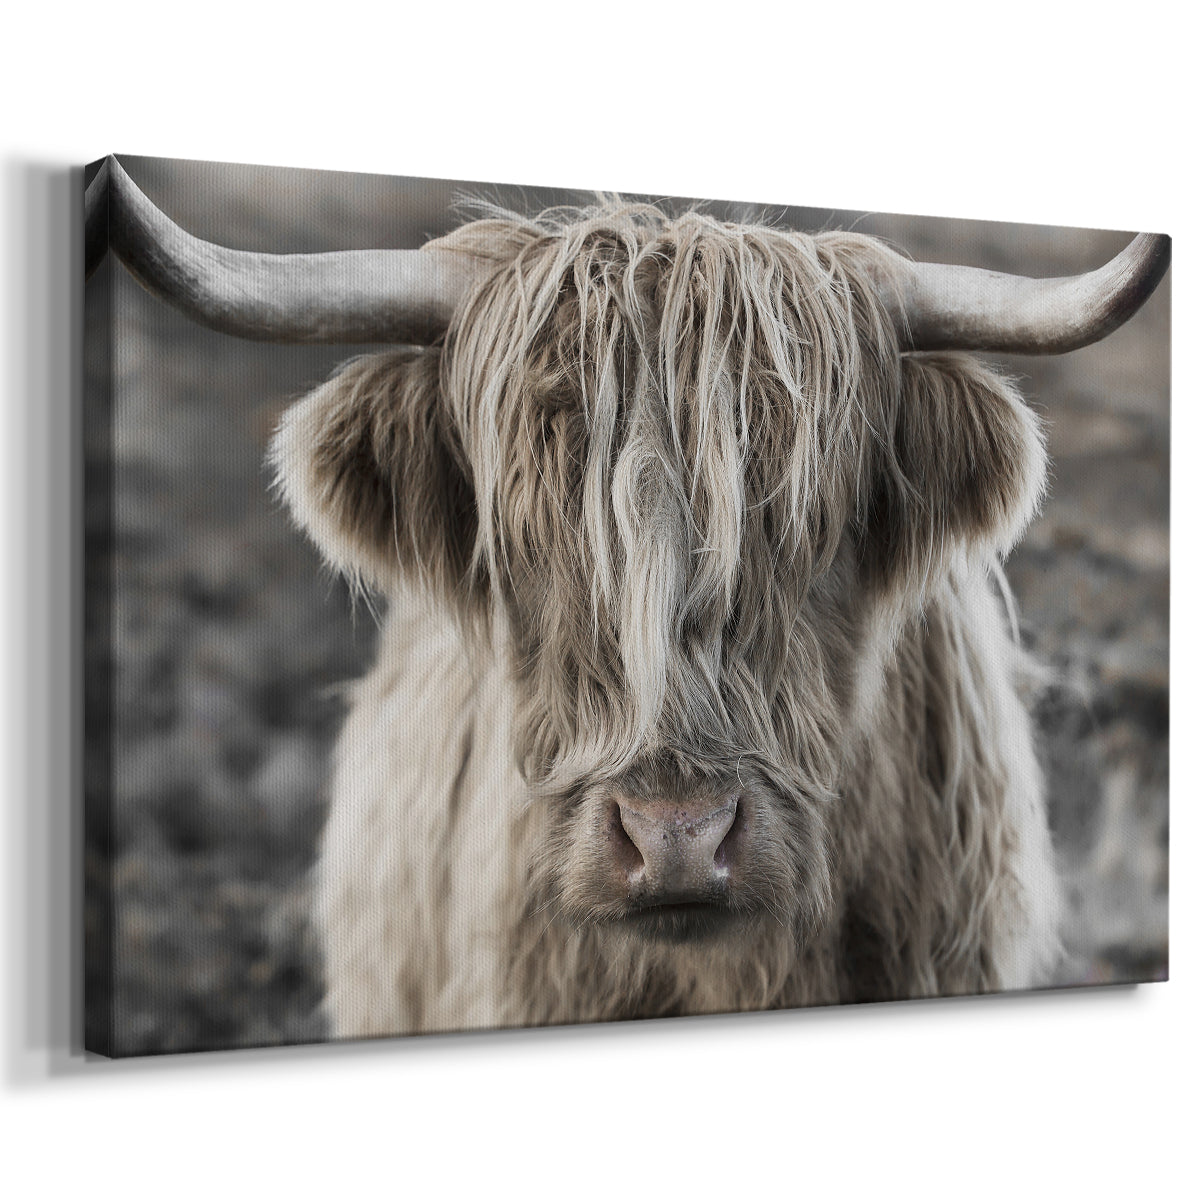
[82,155,1169,1057]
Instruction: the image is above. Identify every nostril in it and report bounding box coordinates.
[612,793,742,897]
[713,795,745,872]
[609,801,645,877]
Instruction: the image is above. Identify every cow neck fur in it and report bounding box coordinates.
[313,568,1058,1035]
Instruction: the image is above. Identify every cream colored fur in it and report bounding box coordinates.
[271,202,1063,1038]
[309,573,1058,1036]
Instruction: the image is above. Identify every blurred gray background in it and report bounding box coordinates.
[84,155,1169,1056]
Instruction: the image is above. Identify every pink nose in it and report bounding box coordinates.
[611,795,742,903]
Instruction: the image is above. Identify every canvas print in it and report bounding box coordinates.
[83,155,1170,1057]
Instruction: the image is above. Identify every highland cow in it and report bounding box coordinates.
[89,159,1170,1038]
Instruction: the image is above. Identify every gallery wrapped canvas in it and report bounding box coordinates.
[83,155,1169,1057]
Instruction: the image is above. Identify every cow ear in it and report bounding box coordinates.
[862,353,1047,593]
[271,350,479,602]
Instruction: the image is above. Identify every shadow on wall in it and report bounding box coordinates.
[85,156,1169,1055]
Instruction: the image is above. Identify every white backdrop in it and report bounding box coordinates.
[2,3,1193,1196]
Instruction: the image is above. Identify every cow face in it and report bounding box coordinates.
[273,204,1046,948]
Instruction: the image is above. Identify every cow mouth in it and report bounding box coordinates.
[620,900,739,944]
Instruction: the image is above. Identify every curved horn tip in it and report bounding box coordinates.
[83,157,112,281]
[95,155,478,345]
[892,229,1171,356]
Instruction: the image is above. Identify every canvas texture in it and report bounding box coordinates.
[83,156,1170,1057]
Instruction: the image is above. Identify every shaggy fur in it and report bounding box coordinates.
[272,201,1060,1037]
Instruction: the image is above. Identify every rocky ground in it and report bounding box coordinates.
[84,158,1169,1056]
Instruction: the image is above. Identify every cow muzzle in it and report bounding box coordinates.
[604,792,747,940]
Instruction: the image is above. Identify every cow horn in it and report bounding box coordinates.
[880,232,1170,355]
[88,156,1168,353]
[88,155,478,344]
[84,159,110,282]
